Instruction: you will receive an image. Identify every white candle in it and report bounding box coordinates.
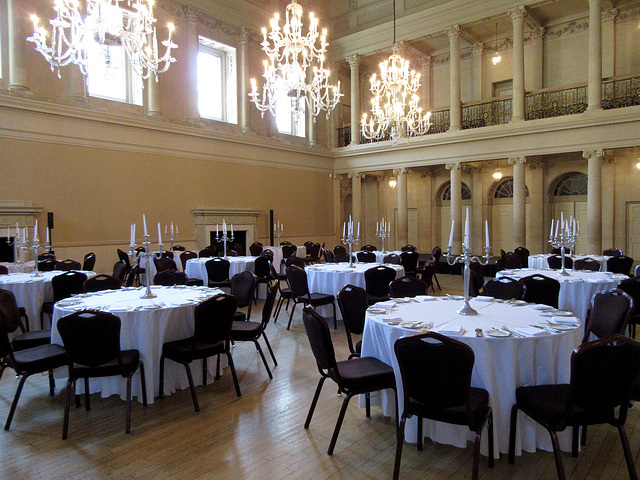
[231,224,234,236]
[560,211,564,227]
[464,207,470,249]
[555,220,560,240]
[485,219,490,249]
[357,222,360,237]
[158,223,162,244]
[577,220,580,235]
[550,221,554,238]
[572,218,576,236]
[448,220,454,249]
[34,220,38,240]
[143,214,148,236]
[376,222,379,235]
[15,222,19,238]
[343,222,346,237]
[223,219,227,234]
[387,222,390,234]
[46,227,50,244]
[171,222,174,235]
[176,224,178,236]
[132,223,136,245]
[216,224,219,237]
[24,227,28,242]
[130,224,134,245]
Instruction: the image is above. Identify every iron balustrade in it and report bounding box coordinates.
[525,84,588,120]
[602,75,640,110]
[461,98,512,129]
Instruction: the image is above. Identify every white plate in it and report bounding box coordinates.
[142,304,162,309]
[387,321,401,325]
[553,310,574,316]
[368,307,389,314]
[509,300,527,306]
[394,298,414,303]
[486,329,510,337]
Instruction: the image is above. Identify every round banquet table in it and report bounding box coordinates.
[184,256,257,285]
[528,254,612,271]
[305,262,405,320]
[0,270,95,331]
[496,268,625,320]
[356,250,403,263]
[51,285,225,403]
[360,296,583,458]
[0,261,35,273]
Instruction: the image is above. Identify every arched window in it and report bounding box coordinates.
[442,182,472,201]
[554,172,588,196]
[494,178,529,199]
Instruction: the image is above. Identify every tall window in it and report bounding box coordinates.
[442,182,472,201]
[86,6,143,105]
[274,78,305,137]
[198,37,237,124]
[554,173,588,196]
[494,178,529,198]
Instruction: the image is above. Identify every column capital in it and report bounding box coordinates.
[393,168,409,175]
[420,56,432,69]
[508,6,526,22]
[347,54,363,69]
[348,172,364,179]
[602,8,619,22]
[183,5,200,23]
[530,27,546,40]
[239,27,250,43]
[445,162,461,171]
[446,25,462,39]
[583,149,606,160]
[508,156,527,165]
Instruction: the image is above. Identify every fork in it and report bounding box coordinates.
[502,325,525,337]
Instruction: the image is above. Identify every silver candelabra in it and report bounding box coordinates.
[375,219,391,253]
[6,231,22,265]
[274,222,284,241]
[549,228,578,276]
[341,232,360,268]
[129,234,164,299]
[445,245,492,315]
[28,235,50,278]
[215,230,234,259]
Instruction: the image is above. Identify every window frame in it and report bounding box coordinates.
[197,36,237,124]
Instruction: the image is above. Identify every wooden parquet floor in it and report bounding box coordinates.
[1,274,639,479]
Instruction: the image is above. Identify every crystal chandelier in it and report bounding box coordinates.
[249,1,342,123]
[27,0,177,81]
[361,0,431,146]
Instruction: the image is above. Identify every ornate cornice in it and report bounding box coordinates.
[445,162,461,170]
[508,156,527,165]
[583,149,606,160]
[546,21,589,39]
[508,6,526,22]
[347,54,363,69]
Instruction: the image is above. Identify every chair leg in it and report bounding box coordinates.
[304,377,326,429]
[216,354,221,380]
[286,302,298,330]
[508,404,519,464]
[254,340,273,379]
[572,425,580,457]
[618,425,639,480]
[581,424,587,446]
[0,364,6,382]
[84,377,91,411]
[332,302,337,330]
[226,351,242,397]
[472,430,482,480]
[365,392,371,417]
[273,296,282,321]
[202,358,207,386]
[433,272,441,290]
[125,375,132,434]
[139,362,148,406]
[48,370,56,396]
[548,429,567,480]
[182,362,200,413]
[328,392,354,455]
[62,378,75,439]
[5,374,28,431]
[159,355,165,398]
[393,415,407,480]
[417,415,423,451]
[262,332,277,366]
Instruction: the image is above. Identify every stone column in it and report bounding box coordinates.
[447,26,462,131]
[583,149,605,253]
[527,162,545,255]
[145,77,162,116]
[347,55,362,145]
[239,28,251,133]
[472,43,484,101]
[421,57,432,111]
[68,67,87,103]
[349,172,363,236]
[601,156,616,250]
[417,172,433,253]
[395,168,409,247]
[184,7,200,123]
[601,9,618,79]
[509,156,527,248]
[510,7,526,122]
[7,0,30,92]
[587,0,603,111]
[530,28,545,91]
[446,163,462,253]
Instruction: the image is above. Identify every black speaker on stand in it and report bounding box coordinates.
[47,212,54,255]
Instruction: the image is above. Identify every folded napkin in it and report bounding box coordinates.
[436,326,464,336]
[415,295,438,301]
[374,300,397,308]
[474,296,494,302]
[514,326,548,337]
[551,316,579,325]
[381,316,403,323]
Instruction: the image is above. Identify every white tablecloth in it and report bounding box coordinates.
[305,263,405,319]
[184,256,257,285]
[0,270,95,331]
[528,254,612,271]
[496,268,624,320]
[51,286,225,403]
[0,261,35,273]
[361,297,583,457]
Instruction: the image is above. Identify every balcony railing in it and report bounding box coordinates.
[335,75,640,147]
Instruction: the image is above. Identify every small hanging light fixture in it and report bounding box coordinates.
[389,178,397,188]
[492,22,502,66]
[492,161,503,181]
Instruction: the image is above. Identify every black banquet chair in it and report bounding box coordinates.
[548,254,572,270]
[508,334,640,480]
[481,277,526,301]
[159,294,241,413]
[56,259,82,271]
[302,307,397,455]
[205,257,231,289]
[389,276,429,298]
[286,266,337,330]
[608,255,634,276]
[57,310,148,439]
[393,331,494,480]
[82,252,96,271]
[337,284,368,359]
[356,251,376,263]
[364,265,397,305]
[229,271,256,321]
[83,274,122,292]
[153,269,187,286]
[573,257,602,271]
[41,270,88,328]
[521,274,560,308]
[0,289,50,353]
[400,250,419,277]
[581,288,633,343]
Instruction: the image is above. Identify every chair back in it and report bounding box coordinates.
[84,274,122,292]
[302,307,338,373]
[232,242,244,256]
[254,255,271,279]
[285,255,305,269]
[38,258,57,272]
[38,252,56,262]
[497,252,523,270]
[117,249,131,268]
[389,276,428,298]
[193,294,237,347]
[112,261,127,281]
[421,258,436,288]
[603,248,623,257]
[261,249,274,261]
[361,244,378,252]
[364,265,397,298]
[356,251,376,263]
[583,289,633,342]
[57,310,121,367]
[249,242,263,256]
[607,255,634,275]
[282,244,298,258]
[468,262,484,297]
[400,251,419,275]
[125,265,144,287]
[304,241,314,254]
[521,274,560,308]
[162,250,175,259]
[547,254,572,269]
[394,332,476,426]
[569,335,640,417]
[205,258,231,283]
[333,245,347,257]
[308,243,321,259]
[230,271,256,309]
[0,289,25,334]
[82,252,96,271]
[401,245,417,252]
[180,251,198,267]
[337,285,368,336]
[0,265,7,275]
[153,269,187,286]
[323,249,335,263]
[551,247,571,255]
[198,246,216,258]
[481,277,525,300]
[52,271,88,302]
[286,266,310,298]
[56,259,82,271]
[335,253,355,263]
[172,245,186,252]
[432,246,442,262]
[383,253,401,265]
[259,281,279,331]
[574,257,601,271]
[153,256,177,273]
[618,276,640,318]
[513,247,530,268]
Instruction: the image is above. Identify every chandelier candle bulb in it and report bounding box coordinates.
[485,219,490,249]
[448,220,454,249]
[143,215,148,236]
[158,223,162,245]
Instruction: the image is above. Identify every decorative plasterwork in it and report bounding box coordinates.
[0,201,43,230]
